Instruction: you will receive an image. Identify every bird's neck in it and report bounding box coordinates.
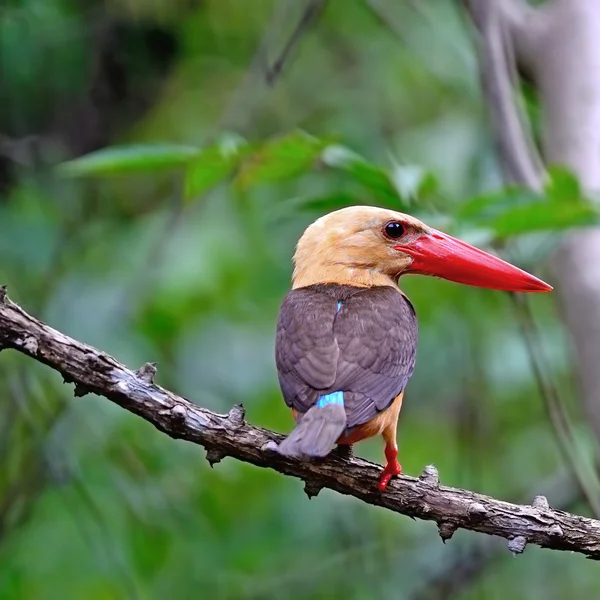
[292,262,398,290]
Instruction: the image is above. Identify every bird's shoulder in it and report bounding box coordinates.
[282,281,413,306]
[277,282,416,337]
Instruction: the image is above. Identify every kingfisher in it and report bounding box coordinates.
[274,206,552,491]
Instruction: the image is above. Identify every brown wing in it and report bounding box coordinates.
[275,284,418,428]
[275,287,340,412]
[331,286,417,427]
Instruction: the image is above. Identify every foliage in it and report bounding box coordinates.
[58,131,600,245]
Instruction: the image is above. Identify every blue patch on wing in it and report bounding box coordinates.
[316,390,344,408]
[337,300,342,313]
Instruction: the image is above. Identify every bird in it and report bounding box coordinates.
[274,206,552,491]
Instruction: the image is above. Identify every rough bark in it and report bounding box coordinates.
[408,464,585,600]
[0,286,599,559]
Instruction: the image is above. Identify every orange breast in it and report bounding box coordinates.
[337,392,404,444]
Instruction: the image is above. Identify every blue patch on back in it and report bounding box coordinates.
[316,391,344,408]
[315,305,343,409]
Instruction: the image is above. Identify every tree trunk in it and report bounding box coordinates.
[520,0,600,441]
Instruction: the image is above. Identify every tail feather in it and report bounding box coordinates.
[277,404,347,458]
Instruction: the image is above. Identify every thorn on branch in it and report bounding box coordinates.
[304,479,323,499]
[135,362,157,384]
[549,524,564,538]
[507,535,528,556]
[532,495,550,510]
[419,464,440,486]
[468,502,487,521]
[73,383,92,397]
[63,373,92,398]
[170,404,187,422]
[227,404,245,427]
[19,335,39,355]
[437,520,457,543]
[206,448,225,467]
[261,440,278,453]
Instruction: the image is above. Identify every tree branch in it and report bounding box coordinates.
[0,287,599,558]
[264,0,327,85]
[217,0,328,134]
[464,0,544,189]
[408,462,586,600]
[525,0,600,453]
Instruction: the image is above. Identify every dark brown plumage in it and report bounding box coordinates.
[275,284,417,458]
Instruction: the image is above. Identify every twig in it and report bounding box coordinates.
[112,0,327,319]
[1,288,600,559]
[508,293,600,516]
[463,0,544,189]
[264,0,327,85]
[217,0,328,132]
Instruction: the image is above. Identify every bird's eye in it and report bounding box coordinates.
[384,221,405,239]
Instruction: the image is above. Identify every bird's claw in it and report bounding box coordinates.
[378,458,402,491]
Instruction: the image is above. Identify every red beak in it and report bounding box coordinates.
[394,230,552,292]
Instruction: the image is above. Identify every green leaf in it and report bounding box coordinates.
[545,165,581,203]
[321,145,405,208]
[456,185,598,239]
[490,199,598,237]
[234,130,330,191]
[184,134,250,201]
[455,187,531,221]
[57,144,200,177]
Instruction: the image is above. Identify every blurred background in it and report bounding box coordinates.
[0,0,599,598]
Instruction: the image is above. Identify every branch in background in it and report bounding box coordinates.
[264,0,327,85]
[526,0,600,463]
[465,0,600,517]
[49,18,179,157]
[370,2,600,597]
[119,0,328,319]
[1,287,600,559]
[463,0,543,189]
[217,0,328,133]
[0,0,326,564]
[509,293,600,515]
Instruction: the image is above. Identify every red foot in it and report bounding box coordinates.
[378,446,402,491]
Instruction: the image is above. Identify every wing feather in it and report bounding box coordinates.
[275,284,418,427]
[276,288,340,412]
